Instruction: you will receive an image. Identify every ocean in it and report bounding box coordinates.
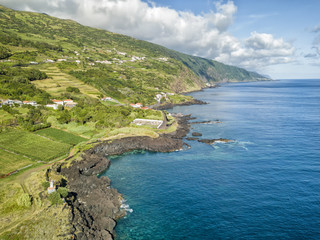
[102,79,320,239]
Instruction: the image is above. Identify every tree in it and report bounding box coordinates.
[66,86,80,93]
[58,110,71,124]
[48,191,64,205]
[57,187,68,198]
[0,46,12,59]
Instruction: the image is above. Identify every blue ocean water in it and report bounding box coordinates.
[103,79,320,239]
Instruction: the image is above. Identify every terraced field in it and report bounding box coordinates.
[32,65,101,99]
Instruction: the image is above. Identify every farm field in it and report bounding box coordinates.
[0,149,34,175]
[0,129,71,162]
[32,66,101,99]
[35,127,87,145]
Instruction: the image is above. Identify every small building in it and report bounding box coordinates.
[23,101,37,106]
[65,102,78,108]
[51,99,64,105]
[46,104,58,110]
[2,99,14,105]
[47,180,56,194]
[130,103,142,108]
[132,119,163,129]
[141,107,150,110]
[63,99,74,104]
[101,97,113,101]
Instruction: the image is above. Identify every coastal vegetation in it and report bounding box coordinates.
[0,4,270,239]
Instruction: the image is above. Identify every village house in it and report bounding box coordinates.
[2,99,14,105]
[130,103,143,108]
[63,99,74,104]
[101,97,113,101]
[45,59,55,63]
[155,92,169,103]
[65,102,77,108]
[51,99,64,105]
[23,101,37,106]
[45,104,58,110]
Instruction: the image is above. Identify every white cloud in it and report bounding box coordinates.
[216,32,295,69]
[0,0,296,72]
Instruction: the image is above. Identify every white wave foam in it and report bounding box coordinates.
[211,140,254,151]
[120,199,133,213]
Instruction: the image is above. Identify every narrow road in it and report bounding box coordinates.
[158,111,169,129]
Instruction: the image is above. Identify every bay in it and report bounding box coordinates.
[102,79,320,239]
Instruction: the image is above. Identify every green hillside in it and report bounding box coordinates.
[0,5,269,104]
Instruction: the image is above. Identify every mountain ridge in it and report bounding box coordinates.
[0,4,270,106]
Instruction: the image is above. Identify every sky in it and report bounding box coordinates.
[0,0,319,79]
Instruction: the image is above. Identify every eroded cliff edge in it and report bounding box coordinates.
[55,115,192,240]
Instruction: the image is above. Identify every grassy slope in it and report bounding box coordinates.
[0,170,72,239]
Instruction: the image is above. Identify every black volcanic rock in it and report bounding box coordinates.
[186,137,199,141]
[192,132,202,137]
[56,114,192,240]
[154,99,207,110]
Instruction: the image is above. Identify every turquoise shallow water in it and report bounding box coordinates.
[102,79,320,239]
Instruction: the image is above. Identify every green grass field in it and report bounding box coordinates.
[0,129,71,162]
[35,128,87,145]
[0,149,34,175]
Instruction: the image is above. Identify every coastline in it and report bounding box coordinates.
[50,80,268,239]
[54,114,193,239]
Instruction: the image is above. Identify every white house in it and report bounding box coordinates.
[63,99,74,104]
[101,97,113,101]
[46,104,58,110]
[130,103,142,108]
[51,99,64,105]
[23,101,37,106]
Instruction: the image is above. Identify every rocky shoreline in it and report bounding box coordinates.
[154,98,207,110]
[55,114,193,240]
